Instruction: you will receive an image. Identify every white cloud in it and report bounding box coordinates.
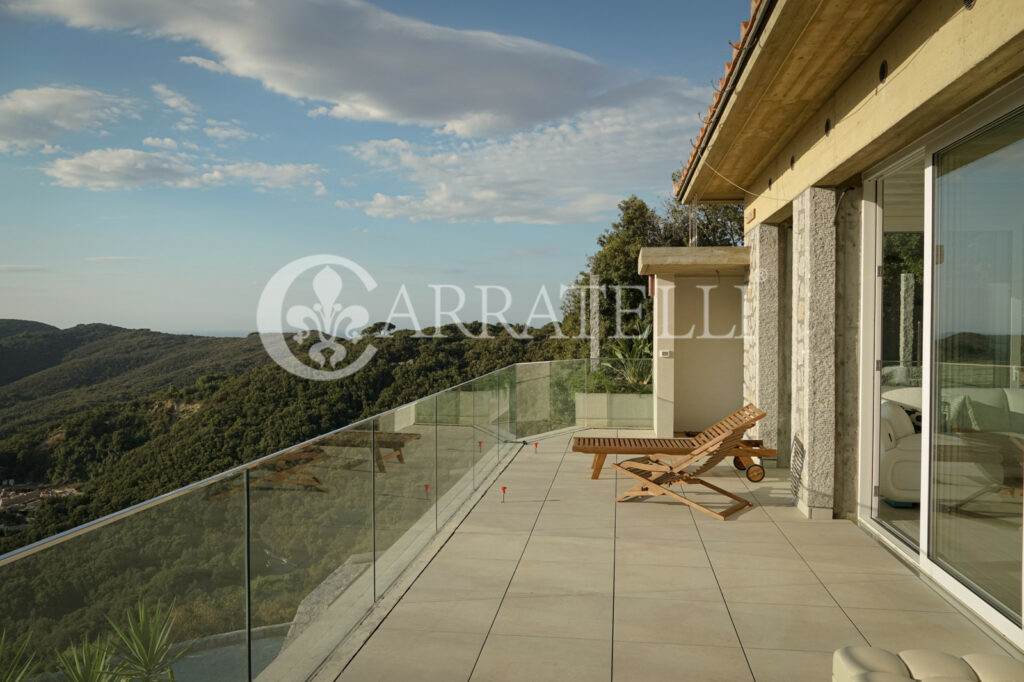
[142,136,177,149]
[0,85,137,153]
[43,148,323,192]
[179,55,228,73]
[11,0,662,137]
[347,80,704,224]
[45,148,197,189]
[152,83,197,115]
[313,181,326,196]
[203,119,252,141]
[334,199,351,209]
[198,161,321,190]
[173,117,197,132]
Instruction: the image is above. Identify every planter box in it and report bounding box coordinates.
[574,392,653,428]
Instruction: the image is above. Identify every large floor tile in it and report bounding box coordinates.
[744,647,833,682]
[403,557,517,603]
[471,634,609,682]
[704,540,808,572]
[532,511,615,538]
[816,571,955,613]
[521,534,614,564]
[613,641,752,682]
[695,520,788,544]
[775,520,878,547]
[729,602,867,652]
[614,597,739,647]
[506,559,613,597]
[614,537,711,568]
[796,544,913,575]
[457,510,539,535]
[615,563,722,602]
[716,567,836,607]
[380,596,502,634]
[843,607,1007,656]
[491,594,612,640]
[340,629,486,682]
[440,531,531,561]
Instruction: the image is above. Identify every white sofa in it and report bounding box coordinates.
[878,388,1022,504]
[833,645,1024,681]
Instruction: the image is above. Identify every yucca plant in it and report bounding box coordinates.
[108,602,186,682]
[601,323,653,389]
[0,630,36,682]
[55,638,118,682]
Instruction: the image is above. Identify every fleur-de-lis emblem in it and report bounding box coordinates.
[285,266,369,368]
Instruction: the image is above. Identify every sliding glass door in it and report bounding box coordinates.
[930,107,1024,623]
[872,160,925,547]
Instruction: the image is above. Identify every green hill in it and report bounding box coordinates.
[0,319,59,340]
[0,322,272,438]
[0,322,574,554]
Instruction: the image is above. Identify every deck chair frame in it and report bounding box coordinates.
[612,424,755,520]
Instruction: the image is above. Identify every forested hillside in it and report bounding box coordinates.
[0,322,572,553]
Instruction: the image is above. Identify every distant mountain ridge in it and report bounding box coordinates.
[0,320,271,438]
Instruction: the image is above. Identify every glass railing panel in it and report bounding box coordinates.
[0,474,246,682]
[549,358,587,432]
[436,385,476,526]
[496,366,517,458]
[371,398,437,598]
[472,374,500,480]
[584,358,654,428]
[247,423,373,680]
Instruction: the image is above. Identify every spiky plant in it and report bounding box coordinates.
[55,638,119,682]
[0,630,36,682]
[601,323,653,389]
[107,602,186,682]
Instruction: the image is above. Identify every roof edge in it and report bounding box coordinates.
[673,0,776,203]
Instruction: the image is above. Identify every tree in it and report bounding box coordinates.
[563,195,745,354]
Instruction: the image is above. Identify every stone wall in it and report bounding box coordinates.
[834,186,863,519]
[743,223,782,459]
[791,186,838,518]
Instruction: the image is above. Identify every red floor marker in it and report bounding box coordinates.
[501,486,507,503]
[425,483,431,496]
[533,442,538,452]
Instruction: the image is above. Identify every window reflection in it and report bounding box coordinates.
[932,107,1024,623]
[876,162,925,546]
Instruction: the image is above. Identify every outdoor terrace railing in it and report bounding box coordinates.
[0,358,651,682]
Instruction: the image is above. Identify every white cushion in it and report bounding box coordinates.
[834,646,909,680]
[880,419,898,451]
[882,401,916,440]
[899,649,978,681]
[834,646,1024,682]
[962,652,1024,681]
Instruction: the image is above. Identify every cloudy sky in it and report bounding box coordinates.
[0,0,746,334]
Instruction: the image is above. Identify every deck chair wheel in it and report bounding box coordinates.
[745,464,765,482]
[732,458,747,470]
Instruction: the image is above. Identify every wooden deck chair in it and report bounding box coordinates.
[572,403,775,481]
[612,422,755,520]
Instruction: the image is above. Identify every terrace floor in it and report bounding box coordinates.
[336,429,1013,682]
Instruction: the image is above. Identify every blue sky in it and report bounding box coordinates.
[0,0,748,335]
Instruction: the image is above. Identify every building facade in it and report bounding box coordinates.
[663,0,1024,649]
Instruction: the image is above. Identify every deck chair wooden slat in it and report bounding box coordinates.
[572,404,775,480]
